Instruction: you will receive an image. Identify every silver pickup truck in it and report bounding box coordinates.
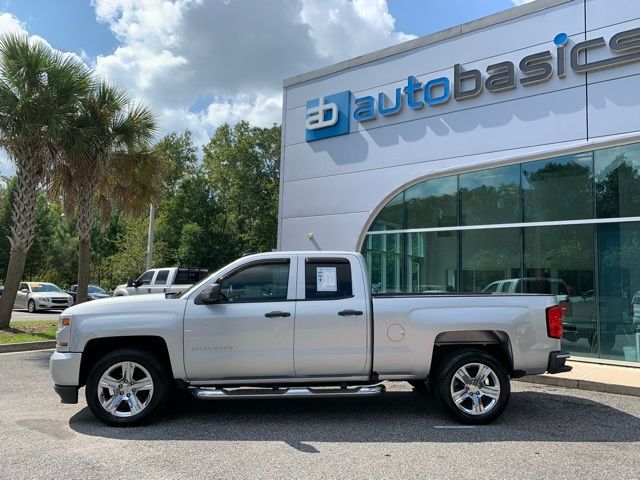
[50,251,570,426]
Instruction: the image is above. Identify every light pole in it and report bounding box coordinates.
[146,203,156,270]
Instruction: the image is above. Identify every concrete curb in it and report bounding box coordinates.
[516,375,640,398]
[0,340,56,354]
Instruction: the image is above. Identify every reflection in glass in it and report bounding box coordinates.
[405,232,457,293]
[370,192,404,231]
[405,176,457,229]
[461,228,521,292]
[362,233,402,293]
[524,224,596,358]
[595,143,640,218]
[362,141,640,364]
[597,222,640,362]
[460,165,520,226]
[522,152,593,222]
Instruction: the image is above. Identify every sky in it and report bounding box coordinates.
[0,0,534,174]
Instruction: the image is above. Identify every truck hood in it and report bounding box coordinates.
[63,293,178,315]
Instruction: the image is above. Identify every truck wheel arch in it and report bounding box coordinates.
[79,336,172,387]
[430,330,515,377]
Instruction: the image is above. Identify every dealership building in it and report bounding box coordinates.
[278,0,640,365]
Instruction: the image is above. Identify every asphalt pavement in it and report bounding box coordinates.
[1,349,639,480]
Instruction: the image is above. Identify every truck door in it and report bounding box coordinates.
[149,269,170,294]
[132,270,155,294]
[183,256,297,380]
[293,256,369,377]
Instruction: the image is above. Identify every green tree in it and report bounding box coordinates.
[0,34,92,328]
[53,83,162,304]
[155,130,198,196]
[203,122,280,254]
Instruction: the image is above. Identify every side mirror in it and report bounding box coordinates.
[126,279,134,288]
[196,283,222,304]
[20,288,28,293]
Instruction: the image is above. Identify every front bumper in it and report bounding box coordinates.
[38,300,71,310]
[54,385,78,404]
[50,351,82,404]
[547,350,572,374]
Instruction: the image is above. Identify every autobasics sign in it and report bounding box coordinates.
[305,27,640,142]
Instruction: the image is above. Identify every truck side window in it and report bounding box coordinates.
[154,269,170,285]
[137,271,154,286]
[219,261,290,303]
[305,258,353,300]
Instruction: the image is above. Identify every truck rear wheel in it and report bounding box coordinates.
[434,350,510,425]
[85,349,170,426]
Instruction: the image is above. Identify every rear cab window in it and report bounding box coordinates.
[304,257,353,300]
[176,268,210,285]
[154,269,170,285]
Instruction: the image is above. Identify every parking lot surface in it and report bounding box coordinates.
[2,349,639,480]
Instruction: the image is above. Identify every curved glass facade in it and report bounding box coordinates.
[362,142,640,363]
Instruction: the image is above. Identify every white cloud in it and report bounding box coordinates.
[91,0,416,146]
[0,12,27,36]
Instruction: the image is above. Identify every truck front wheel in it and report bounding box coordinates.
[85,349,170,426]
[434,350,510,425]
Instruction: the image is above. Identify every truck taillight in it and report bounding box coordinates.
[546,306,563,339]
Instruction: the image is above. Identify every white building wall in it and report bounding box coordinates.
[279,0,640,251]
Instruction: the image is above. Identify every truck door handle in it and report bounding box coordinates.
[265,311,291,318]
[338,309,363,316]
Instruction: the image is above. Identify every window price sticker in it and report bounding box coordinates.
[316,266,337,292]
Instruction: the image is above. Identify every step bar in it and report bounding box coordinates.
[191,384,386,400]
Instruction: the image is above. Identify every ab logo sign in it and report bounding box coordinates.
[304,27,640,142]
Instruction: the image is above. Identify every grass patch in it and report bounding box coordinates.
[0,320,57,344]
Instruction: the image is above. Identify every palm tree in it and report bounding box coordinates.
[0,34,91,328]
[53,83,163,304]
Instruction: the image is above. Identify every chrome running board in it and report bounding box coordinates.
[191,384,385,400]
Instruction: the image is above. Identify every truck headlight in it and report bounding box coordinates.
[57,314,72,351]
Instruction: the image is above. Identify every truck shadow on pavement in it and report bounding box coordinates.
[68,387,640,452]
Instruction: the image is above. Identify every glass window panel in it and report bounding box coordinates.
[219,262,290,303]
[370,192,404,231]
[461,228,521,293]
[405,176,458,229]
[595,142,640,218]
[524,224,596,358]
[460,165,520,225]
[597,222,640,362]
[405,231,458,293]
[362,233,403,293]
[305,260,353,300]
[522,152,593,222]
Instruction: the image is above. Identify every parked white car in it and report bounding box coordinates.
[14,282,72,313]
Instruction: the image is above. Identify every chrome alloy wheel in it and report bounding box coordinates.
[97,361,154,417]
[449,362,501,416]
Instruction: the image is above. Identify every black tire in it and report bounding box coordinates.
[85,349,171,426]
[434,350,510,425]
[28,299,36,313]
[408,380,429,394]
